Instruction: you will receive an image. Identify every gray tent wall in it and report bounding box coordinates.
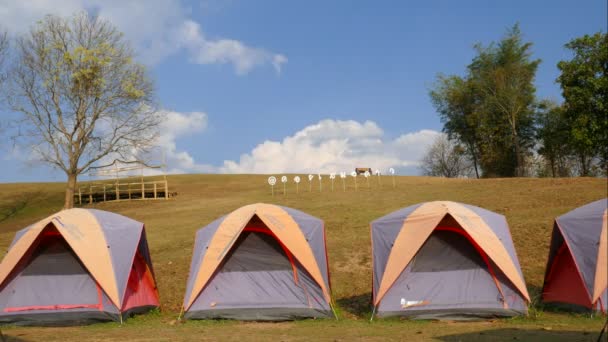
[0,209,159,325]
[542,198,608,312]
[0,233,120,325]
[184,206,333,320]
[371,203,528,320]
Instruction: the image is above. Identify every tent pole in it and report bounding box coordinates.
[369,305,377,322]
[178,307,184,321]
[597,319,607,342]
[330,301,339,321]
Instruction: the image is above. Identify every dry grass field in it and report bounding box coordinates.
[0,175,606,341]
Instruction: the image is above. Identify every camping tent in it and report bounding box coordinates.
[541,198,607,313]
[182,203,334,320]
[0,208,159,325]
[371,201,529,320]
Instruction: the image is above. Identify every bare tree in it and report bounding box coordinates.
[420,134,473,178]
[8,13,162,208]
[0,29,10,136]
[0,29,8,85]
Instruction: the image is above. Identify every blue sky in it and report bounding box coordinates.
[0,0,606,182]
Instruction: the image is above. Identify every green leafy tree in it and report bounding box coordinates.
[557,32,608,176]
[7,13,161,208]
[430,75,482,178]
[469,24,540,177]
[535,100,572,177]
[430,24,539,177]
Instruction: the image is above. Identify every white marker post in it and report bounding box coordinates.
[340,172,346,191]
[389,167,396,188]
[294,176,301,194]
[351,171,358,191]
[330,173,336,191]
[281,176,287,195]
[364,170,371,188]
[318,174,322,192]
[268,176,277,196]
[308,174,314,192]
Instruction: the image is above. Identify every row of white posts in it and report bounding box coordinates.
[268,168,396,196]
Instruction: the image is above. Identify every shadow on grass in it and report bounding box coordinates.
[437,328,602,342]
[0,330,29,342]
[0,192,42,224]
[336,292,373,318]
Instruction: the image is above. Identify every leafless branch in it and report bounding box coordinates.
[7,12,162,208]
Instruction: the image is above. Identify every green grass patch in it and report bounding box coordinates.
[0,175,606,341]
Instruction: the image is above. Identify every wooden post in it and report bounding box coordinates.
[142,181,145,199]
[78,187,82,205]
[154,182,157,199]
[89,184,93,204]
[103,185,106,202]
[128,184,132,200]
[164,179,168,199]
[116,181,120,201]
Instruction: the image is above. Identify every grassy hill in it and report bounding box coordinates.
[0,175,606,341]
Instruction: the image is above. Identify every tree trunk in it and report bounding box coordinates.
[64,173,78,209]
[472,155,480,179]
[467,141,481,179]
[513,133,524,177]
[580,153,589,176]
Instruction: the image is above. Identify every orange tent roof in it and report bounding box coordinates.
[592,209,607,303]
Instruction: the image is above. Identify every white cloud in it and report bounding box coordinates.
[138,117,439,176]
[0,0,286,74]
[153,110,215,174]
[2,112,440,177]
[179,20,287,75]
[218,119,441,174]
[73,109,212,178]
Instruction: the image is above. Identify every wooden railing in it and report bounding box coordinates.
[75,179,171,205]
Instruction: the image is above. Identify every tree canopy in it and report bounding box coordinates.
[420,134,473,178]
[430,24,541,177]
[6,13,162,208]
[557,32,607,176]
[0,29,8,92]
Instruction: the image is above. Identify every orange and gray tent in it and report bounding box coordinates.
[0,209,159,325]
[371,201,529,320]
[541,198,607,313]
[182,203,335,320]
